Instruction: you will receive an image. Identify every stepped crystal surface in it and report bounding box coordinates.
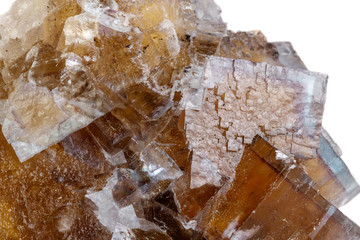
[0,0,359,239]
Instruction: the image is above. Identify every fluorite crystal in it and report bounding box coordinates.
[0,0,359,239]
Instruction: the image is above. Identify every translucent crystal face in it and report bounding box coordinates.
[199,137,360,240]
[0,0,359,239]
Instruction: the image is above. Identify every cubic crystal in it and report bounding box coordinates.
[0,0,358,239]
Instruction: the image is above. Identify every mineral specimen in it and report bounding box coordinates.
[0,0,359,239]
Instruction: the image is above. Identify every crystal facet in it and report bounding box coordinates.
[0,0,359,239]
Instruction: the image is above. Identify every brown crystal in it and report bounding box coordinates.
[200,137,360,239]
[0,0,359,239]
[0,126,113,239]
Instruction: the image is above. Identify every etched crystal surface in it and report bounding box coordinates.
[0,0,359,239]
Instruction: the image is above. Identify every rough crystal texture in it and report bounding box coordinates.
[0,0,359,239]
[186,56,327,188]
[0,0,222,162]
[273,41,360,207]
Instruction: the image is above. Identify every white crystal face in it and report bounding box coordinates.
[86,171,140,235]
[185,56,327,187]
[1,52,110,162]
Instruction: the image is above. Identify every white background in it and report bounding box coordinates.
[1,0,359,225]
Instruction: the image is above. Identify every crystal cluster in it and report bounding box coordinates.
[0,0,359,239]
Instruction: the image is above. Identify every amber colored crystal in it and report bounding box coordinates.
[0,127,113,239]
[200,137,360,240]
[217,30,280,65]
[299,132,360,207]
[0,0,359,239]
